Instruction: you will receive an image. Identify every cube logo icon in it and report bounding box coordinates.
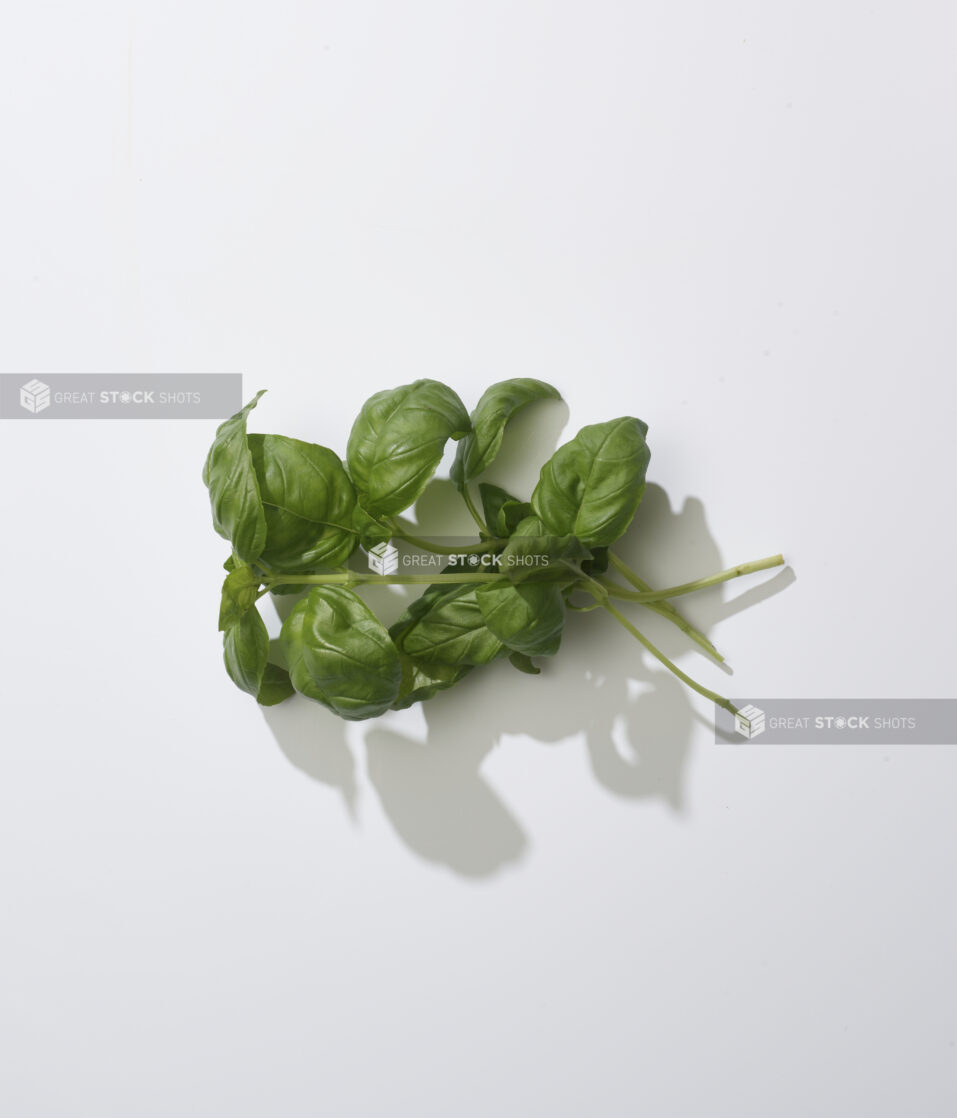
[366,540,399,575]
[20,378,51,414]
[735,703,766,739]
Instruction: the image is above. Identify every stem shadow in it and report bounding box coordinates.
[260,483,790,878]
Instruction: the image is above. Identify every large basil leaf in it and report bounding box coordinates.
[246,434,357,572]
[450,378,561,490]
[475,580,564,657]
[390,582,504,668]
[202,391,268,563]
[530,417,650,547]
[281,587,401,720]
[346,380,470,517]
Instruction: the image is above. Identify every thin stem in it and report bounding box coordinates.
[606,553,723,662]
[264,571,510,589]
[599,554,784,604]
[387,519,506,555]
[600,598,738,715]
[461,486,488,534]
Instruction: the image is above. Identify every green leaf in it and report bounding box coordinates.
[352,502,393,549]
[478,482,532,538]
[531,417,650,547]
[392,656,473,710]
[219,563,263,631]
[581,546,610,576]
[223,606,269,697]
[346,379,470,517]
[257,663,295,706]
[389,582,504,668]
[202,391,268,563]
[508,651,541,675]
[475,580,565,656]
[246,433,358,572]
[281,587,401,720]
[451,378,562,490]
[498,524,592,584]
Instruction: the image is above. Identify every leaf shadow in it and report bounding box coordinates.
[260,482,792,878]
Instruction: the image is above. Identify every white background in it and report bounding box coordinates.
[2,2,956,1115]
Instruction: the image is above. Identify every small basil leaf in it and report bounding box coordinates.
[247,433,358,572]
[581,546,610,576]
[475,581,565,656]
[531,417,650,547]
[223,606,269,697]
[499,529,592,584]
[203,390,268,563]
[257,663,295,706]
[223,553,240,573]
[352,502,393,549]
[390,583,504,668]
[219,563,263,631]
[392,656,473,710]
[508,651,541,675]
[510,513,545,536]
[478,482,533,538]
[281,587,401,720]
[451,378,562,490]
[346,379,470,517]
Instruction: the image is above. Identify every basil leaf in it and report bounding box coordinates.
[508,651,541,675]
[352,502,393,549]
[392,656,473,710]
[531,417,650,547]
[346,379,470,517]
[390,582,504,668]
[202,390,268,563]
[247,433,357,572]
[499,525,592,584]
[218,563,262,631]
[475,580,565,657]
[281,587,401,720]
[450,378,561,490]
[223,606,269,696]
[257,663,296,706]
[478,482,533,538]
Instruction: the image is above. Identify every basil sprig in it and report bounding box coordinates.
[204,379,785,721]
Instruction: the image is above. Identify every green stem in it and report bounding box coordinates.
[599,554,784,604]
[461,486,489,534]
[388,519,506,555]
[600,598,738,715]
[607,553,723,662]
[264,571,509,589]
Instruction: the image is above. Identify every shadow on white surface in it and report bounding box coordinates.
[261,482,792,878]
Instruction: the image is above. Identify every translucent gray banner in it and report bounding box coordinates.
[0,374,243,419]
[715,699,957,745]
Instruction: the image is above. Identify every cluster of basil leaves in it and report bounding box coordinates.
[204,379,650,720]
